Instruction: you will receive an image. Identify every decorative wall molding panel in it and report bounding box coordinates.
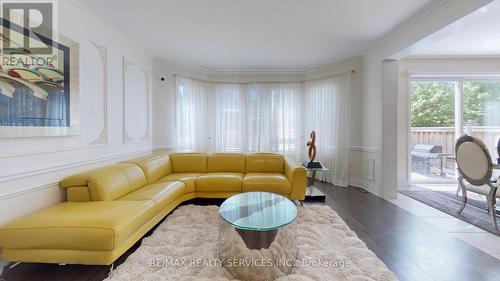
[88,40,108,146]
[123,56,150,144]
[366,157,376,181]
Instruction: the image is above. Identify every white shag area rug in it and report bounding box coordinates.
[108,205,398,281]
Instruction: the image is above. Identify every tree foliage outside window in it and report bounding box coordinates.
[463,82,500,126]
[411,80,500,127]
[411,81,455,127]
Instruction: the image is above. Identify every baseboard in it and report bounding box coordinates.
[349,177,381,197]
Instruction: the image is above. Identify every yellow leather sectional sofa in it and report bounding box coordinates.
[0,152,306,265]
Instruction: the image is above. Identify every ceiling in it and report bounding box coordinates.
[78,0,435,71]
[405,0,500,57]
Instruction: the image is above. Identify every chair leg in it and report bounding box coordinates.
[9,262,21,269]
[457,187,467,214]
[489,196,498,230]
[108,262,114,279]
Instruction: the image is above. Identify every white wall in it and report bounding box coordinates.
[153,0,494,199]
[2,0,488,222]
[361,0,491,198]
[0,0,153,224]
[152,58,207,151]
[382,60,399,198]
[397,58,500,189]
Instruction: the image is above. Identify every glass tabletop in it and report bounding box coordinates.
[219,192,297,231]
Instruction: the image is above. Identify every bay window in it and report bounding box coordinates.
[175,72,352,186]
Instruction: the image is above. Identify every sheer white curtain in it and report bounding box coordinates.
[175,77,210,151]
[304,73,351,187]
[175,73,351,187]
[246,83,301,158]
[175,76,301,157]
[212,84,245,152]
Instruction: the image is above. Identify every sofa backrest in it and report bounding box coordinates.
[245,153,284,173]
[207,153,246,173]
[87,163,147,201]
[169,153,208,173]
[126,154,172,184]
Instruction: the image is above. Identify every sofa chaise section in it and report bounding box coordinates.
[0,161,189,265]
[0,200,156,264]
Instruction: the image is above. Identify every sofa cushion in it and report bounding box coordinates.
[245,153,284,173]
[127,154,171,184]
[118,181,186,212]
[196,173,243,192]
[207,153,246,173]
[169,153,208,173]
[87,163,148,201]
[242,173,291,195]
[0,200,156,251]
[156,173,202,193]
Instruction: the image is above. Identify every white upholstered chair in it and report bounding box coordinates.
[456,134,500,230]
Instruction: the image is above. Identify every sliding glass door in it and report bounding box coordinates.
[462,81,500,157]
[410,77,500,184]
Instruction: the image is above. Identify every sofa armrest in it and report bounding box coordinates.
[284,158,307,200]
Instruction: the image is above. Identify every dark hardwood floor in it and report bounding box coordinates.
[317,183,500,281]
[2,183,500,281]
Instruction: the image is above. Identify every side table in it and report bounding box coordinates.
[303,166,330,201]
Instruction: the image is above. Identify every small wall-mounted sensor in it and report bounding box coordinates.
[160,77,165,81]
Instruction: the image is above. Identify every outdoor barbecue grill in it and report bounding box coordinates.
[411,144,451,176]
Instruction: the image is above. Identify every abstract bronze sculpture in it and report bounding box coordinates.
[307,131,317,162]
[302,131,322,168]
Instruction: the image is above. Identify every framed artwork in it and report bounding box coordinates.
[0,15,79,138]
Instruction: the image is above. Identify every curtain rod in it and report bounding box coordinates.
[173,70,355,85]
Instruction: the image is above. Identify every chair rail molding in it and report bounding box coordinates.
[153,146,175,152]
[0,148,152,184]
[350,146,380,154]
[122,56,150,144]
[88,40,108,146]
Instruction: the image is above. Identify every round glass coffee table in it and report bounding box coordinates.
[218,192,298,280]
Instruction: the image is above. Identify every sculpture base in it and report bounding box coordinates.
[302,161,322,169]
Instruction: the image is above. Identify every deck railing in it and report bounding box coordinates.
[411,126,500,158]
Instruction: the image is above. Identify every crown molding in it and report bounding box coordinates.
[155,55,363,75]
[362,0,451,55]
[404,54,500,59]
